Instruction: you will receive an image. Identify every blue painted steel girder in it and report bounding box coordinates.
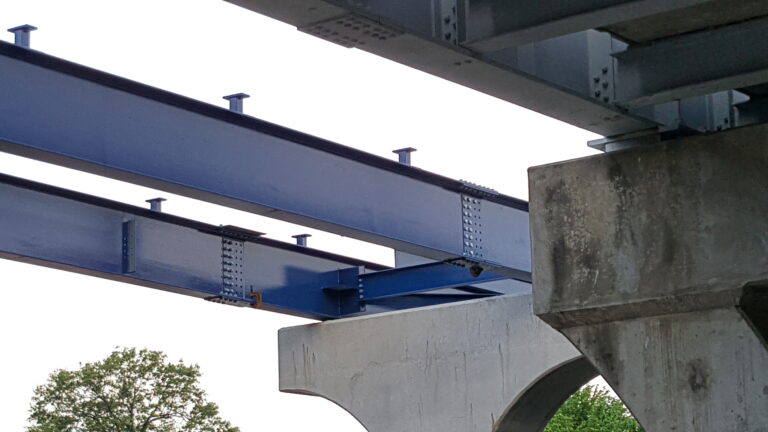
[0,174,510,319]
[0,42,530,279]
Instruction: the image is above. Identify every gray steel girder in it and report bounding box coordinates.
[226,0,657,137]
[226,0,768,140]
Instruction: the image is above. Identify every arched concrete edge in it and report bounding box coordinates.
[278,294,583,432]
[282,388,369,431]
[494,356,598,432]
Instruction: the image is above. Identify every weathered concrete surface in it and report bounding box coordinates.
[566,308,768,431]
[529,124,768,431]
[279,294,595,432]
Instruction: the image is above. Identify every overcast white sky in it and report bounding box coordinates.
[0,1,599,430]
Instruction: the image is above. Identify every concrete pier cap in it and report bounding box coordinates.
[278,294,596,432]
[529,124,768,432]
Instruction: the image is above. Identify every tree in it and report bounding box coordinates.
[27,347,239,432]
[545,384,643,432]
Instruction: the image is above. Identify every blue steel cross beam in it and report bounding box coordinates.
[0,41,531,282]
[0,173,512,320]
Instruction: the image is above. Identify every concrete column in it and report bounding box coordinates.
[279,294,595,432]
[529,124,768,432]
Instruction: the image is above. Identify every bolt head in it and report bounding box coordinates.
[223,93,250,101]
[7,24,38,33]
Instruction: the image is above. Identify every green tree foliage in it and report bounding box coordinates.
[27,348,239,432]
[545,385,643,432]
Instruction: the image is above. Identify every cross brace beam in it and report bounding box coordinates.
[323,261,512,302]
[614,17,768,108]
[0,42,530,278]
[463,0,711,51]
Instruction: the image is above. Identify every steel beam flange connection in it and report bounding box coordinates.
[460,194,484,261]
[219,237,247,304]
